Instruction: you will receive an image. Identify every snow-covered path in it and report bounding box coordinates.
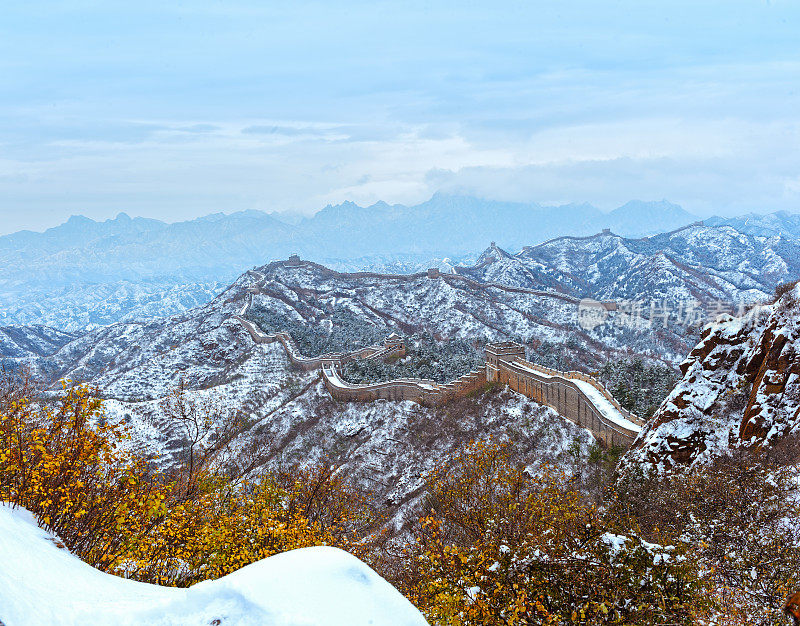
[573,379,642,431]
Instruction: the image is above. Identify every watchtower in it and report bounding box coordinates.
[384,332,407,357]
[485,342,526,382]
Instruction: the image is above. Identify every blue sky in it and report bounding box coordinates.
[1,0,799,233]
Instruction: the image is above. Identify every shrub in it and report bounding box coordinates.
[0,374,169,570]
[774,280,799,301]
[0,373,378,586]
[396,441,710,624]
[614,450,800,625]
[119,474,332,585]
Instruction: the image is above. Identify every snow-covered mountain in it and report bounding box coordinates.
[0,325,75,360]
[1,279,228,333]
[0,325,77,379]
[7,261,599,523]
[19,256,666,410]
[705,210,800,239]
[0,195,701,330]
[0,210,299,331]
[459,223,799,311]
[621,282,800,473]
[15,233,796,400]
[10,252,798,530]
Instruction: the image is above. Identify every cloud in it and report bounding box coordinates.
[1,1,800,232]
[241,125,316,136]
[1,111,799,234]
[176,124,219,134]
[426,151,800,216]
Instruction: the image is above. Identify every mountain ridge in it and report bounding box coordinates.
[461,223,798,309]
[2,196,797,332]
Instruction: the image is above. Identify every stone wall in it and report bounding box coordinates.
[321,363,487,407]
[322,364,443,406]
[489,348,642,447]
[438,367,488,402]
[239,314,641,445]
[237,265,643,447]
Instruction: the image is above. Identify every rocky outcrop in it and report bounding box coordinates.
[622,283,800,472]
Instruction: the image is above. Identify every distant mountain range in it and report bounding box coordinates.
[1,193,796,331]
[704,211,800,239]
[1,194,699,269]
[291,195,699,258]
[460,223,800,308]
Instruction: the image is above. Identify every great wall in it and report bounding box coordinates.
[235,256,644,448]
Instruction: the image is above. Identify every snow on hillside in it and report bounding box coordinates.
[99,364,595,533]
[0,196,706,331]
[12,222,789,384]
[218,380,595,530]
[27,257,687,401]
[0,325,78,378]
[466,224,798,308]
[0,279,228,333]
[706,210,800,239]
[244,260,691,366]
[7,260,598,527]
[4,262,599,536]
[0,325,76,360]
[0,503,429,626]
[621,283,800,472]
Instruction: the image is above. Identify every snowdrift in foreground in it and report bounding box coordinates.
[0,504,428,626]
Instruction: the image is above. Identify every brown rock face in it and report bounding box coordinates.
[622,285,800,473]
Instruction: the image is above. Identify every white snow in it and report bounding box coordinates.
[322,365,348,389]
[601,532,629,556]
[512,361,553,378]
[573,380,641,431]
[0,503,428,626]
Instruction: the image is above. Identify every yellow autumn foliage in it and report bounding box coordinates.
[0,376,374,587]
[0,379,169,570]
[398,440,711,625]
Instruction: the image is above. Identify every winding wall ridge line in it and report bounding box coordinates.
[236,261,643,447]
[260,259,585,304]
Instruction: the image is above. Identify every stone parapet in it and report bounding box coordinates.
[485,342,642,447]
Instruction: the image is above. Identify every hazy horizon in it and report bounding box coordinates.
[0,193,753,237]
[2,1,799,233]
